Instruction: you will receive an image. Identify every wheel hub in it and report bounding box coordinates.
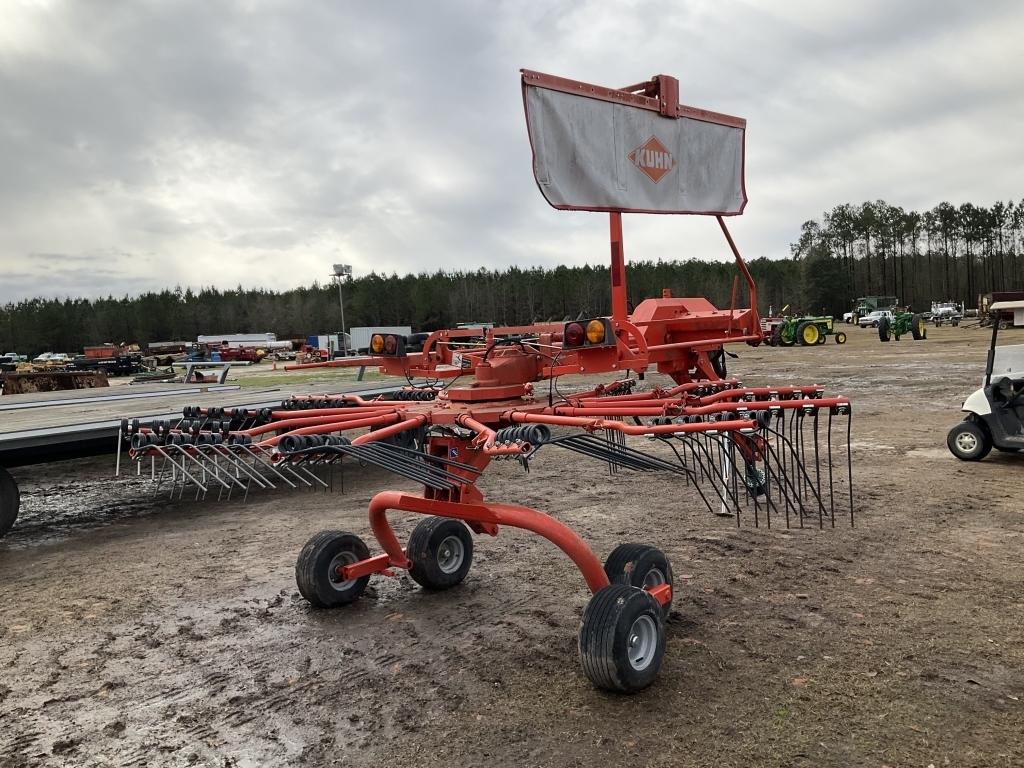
[955,432,978,452]
[436,535,465,574]
[329,551,358,591]
[643,568,666,589]
[626,614,658,671]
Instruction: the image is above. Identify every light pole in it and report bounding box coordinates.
[332,263,352,356]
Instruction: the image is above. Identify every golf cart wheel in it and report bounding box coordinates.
[878,318,891,342]
[911,314,926,340]
[797,322,820,346]
[296,530,372,608]
[604,544,674,618]
[0,466,19,537]
[407,516,473,590]
[946,421,992,462]
[578,584,665,693]
[835,331,847,344]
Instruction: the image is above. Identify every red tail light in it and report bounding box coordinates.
[564,322,586,347]
[563,318,613,348]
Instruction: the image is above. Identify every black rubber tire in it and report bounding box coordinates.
[604,544,674,618]
[407,516,474,590]
[709,349,727,379]
[911,314,926,341]
[796,321,819,347]
[578,584,666,693]
[296,530,371,607]
[946,421,992,462]
[772,325,794,347]
[0,466,19,537]
[815,331,827,345]
[835,331,847,344]
[878,318,891,342]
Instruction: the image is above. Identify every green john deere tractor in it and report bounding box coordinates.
[769,315,847,347]
[878,311,927,342]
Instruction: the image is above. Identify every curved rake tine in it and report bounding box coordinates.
[210,445,275,489]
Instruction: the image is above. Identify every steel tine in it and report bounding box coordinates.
[238,445,300,488]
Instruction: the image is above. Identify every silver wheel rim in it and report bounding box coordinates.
[627,614,658,671]
[436,535,465,574]
[955,432,978,453]
[643,568,666,590]
[328,551,358,592]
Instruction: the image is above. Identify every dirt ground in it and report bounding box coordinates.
[1,324,1022,767]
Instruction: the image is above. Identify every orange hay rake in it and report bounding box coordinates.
[119,70,853,692]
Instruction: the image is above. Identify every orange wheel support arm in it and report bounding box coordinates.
[367,491,612,594]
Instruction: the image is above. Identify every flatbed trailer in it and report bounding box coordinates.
[0,380,414,536]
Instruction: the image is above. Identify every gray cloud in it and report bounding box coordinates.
[1,0,1022,303]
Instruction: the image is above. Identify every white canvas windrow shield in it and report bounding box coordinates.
[522,70,747,215]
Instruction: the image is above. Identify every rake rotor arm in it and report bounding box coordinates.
[350,415,429,446]
[505,410,759,436]
[257,413,405,448]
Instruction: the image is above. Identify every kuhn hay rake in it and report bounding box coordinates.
[118,70,854,693]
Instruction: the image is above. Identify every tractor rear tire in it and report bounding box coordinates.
[407,517,474,590]
[878,318,891,342]
[773,325,794,347]
[578,584,665,693]
[911,314,927,340]
[604,544,674,618]
[296,530,372,608]
[0,466,19,537]
[797,322,820,346]
[835,331,847,344]
[947,421,991,461]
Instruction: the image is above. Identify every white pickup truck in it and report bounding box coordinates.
[857,310,894,328]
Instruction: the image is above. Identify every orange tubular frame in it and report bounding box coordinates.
[116,69,855,696]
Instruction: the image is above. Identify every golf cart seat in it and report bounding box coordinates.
[986,376,1024,433]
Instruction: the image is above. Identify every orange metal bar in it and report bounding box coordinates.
[257,413,402,447]
[367,491,611,594]
[717,215,759,331]
[242,409,398,437]
[508,411,758,435]
[609,212,629,323]
[350,415,429,445]
[646,582,672,607]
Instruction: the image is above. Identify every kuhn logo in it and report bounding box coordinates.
[628,136,675,183]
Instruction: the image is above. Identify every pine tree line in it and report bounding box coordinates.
[2,199,1020,356]
[793,200,1024,314]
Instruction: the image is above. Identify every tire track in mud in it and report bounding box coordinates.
[0,575,579,766]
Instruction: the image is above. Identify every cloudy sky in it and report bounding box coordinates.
[1,0,1022,303]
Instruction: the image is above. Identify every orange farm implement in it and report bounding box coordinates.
[117,70,853,693]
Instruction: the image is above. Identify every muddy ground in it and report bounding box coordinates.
[1,324,1022,767]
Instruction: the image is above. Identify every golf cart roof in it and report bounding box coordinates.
[990,300,1024,311]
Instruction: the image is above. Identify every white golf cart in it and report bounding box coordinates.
[947,300,1024,460]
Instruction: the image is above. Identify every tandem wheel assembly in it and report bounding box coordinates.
[295,514,674,694]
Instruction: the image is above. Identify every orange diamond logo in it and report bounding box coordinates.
[628,135,676,183]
